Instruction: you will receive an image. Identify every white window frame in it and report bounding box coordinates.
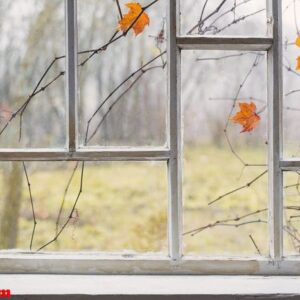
[1,0,299,275]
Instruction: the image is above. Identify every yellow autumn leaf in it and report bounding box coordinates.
[118,2,150,36]
[230,102,261,133]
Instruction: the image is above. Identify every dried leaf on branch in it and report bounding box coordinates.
[118,2,150,36]
[230,102,261,133]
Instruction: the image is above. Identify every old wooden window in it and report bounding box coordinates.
[0,0,299,275]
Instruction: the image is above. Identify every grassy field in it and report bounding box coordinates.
[183,144,268,256]
[0,144,299,256]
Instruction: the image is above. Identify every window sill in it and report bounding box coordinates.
[1,275,300,299]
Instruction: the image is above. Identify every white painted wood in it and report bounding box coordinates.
[280,159,300,170]
[267,0,283,260]
[177,36,273,51]
[66,0,78,151]
[1,275,300,295]
[0,148,170,161]
[167,0,182,260]
[2,252,300,275]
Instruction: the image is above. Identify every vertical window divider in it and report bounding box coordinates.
[66,0,78,152]
[267,0,283,260]
[167,0,182,260]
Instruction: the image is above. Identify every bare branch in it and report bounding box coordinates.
[249,234,261,255]
[22,162,37,251]
[196,52,264,62]
[208,170,268,206]
[84,51,166,145]
[55,162,79,236]
[36,162,85,252]
[184,208,267,236]
[115,0,123,19]
[212,9,265,35]
[187,0,227,34]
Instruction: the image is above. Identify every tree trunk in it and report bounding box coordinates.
[0,162,23,249]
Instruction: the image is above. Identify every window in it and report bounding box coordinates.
[0,0,299,275]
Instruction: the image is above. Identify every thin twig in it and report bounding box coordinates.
[187,0,227,34]
[199,0,209,26]
[213,9,265,35]
[196,52,264,62]
[184,208,267,236]
[84,51,166,145]
[22,162,37,251]
[87,63,166,143]
[55,162,79,236]
[208,170,268,206]
[36,161,85,252]
[249,234,261,255]
[116,0,123,19]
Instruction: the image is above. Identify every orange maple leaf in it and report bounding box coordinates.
[230,102,261,133]
[296,36,300,48]
[297,56,300,71]
[118,2,150,36]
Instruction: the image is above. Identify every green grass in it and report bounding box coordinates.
[16,161,168,252]
[0,144,298,256]
[183,144,268,256]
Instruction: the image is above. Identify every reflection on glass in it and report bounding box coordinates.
[182,50,268,256]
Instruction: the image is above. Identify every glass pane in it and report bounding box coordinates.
[0,0,66,148]
[283,0,300,158]
[284,171,300,256]
[182,50,268,256]
[180,0,267,36]
[77,0,167,148]
[0,161,167,253]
